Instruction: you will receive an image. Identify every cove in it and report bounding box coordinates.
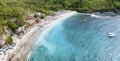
[29,13,120,61]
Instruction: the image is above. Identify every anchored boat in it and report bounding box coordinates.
[108,32,115,38]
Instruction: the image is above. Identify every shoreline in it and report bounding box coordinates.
[78,9,120,13]
[8,11,77,61]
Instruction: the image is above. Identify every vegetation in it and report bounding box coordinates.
[5,35,13,44]
[0,0,120,35]
[33,13,40,18]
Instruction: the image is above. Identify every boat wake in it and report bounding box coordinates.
[90,13,111,18]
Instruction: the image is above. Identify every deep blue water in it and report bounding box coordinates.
[29,13,120,61]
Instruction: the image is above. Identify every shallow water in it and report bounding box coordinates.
[29,13,120,61]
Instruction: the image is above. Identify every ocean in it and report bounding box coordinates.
[29,12,120,61]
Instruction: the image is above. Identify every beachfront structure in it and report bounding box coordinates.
[25,14,41,26]
[35,12,43,17]
[54,10,65,15]
[16,27,24,37]
[35,18,41,23]
[26,19,40,26]
[26,14,34,20]
[36,12,45,17]
[44,16,52,20]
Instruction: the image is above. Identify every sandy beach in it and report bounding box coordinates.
[7,11,77,61]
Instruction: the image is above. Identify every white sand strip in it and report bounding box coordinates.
[6,11,77,61]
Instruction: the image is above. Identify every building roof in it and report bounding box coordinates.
[26,14,34,20]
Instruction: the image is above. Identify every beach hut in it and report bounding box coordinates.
[35,18,41,23]
[26,14,34,20]
[16,27,24,37]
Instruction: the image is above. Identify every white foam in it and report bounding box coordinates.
[27,51,31,60]
[91,14,102,18]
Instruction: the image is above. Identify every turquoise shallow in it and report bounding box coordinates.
[29,13,120,61]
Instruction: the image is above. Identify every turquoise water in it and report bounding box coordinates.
[29,13,120,61]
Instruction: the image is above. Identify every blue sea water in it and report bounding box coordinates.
[29,13,120,61]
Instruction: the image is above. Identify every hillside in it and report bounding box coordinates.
[0,0,120,35]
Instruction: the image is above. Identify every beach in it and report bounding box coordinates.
[7,11,77,61]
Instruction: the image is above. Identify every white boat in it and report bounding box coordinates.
[108,32,115,37]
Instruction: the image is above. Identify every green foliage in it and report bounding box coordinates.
[114,2,120,9]
[7,21,18,33]
[41,15,45,19]
[34,13,39,18]
[0,0,120,18]
[0,0,120,33]
[5,35,13,44]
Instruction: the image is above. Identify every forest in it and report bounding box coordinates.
[0,0,120,34]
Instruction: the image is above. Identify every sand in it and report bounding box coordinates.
[7,11,77,61]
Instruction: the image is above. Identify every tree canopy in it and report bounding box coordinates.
[0,0,120,33]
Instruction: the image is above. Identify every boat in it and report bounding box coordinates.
[108,32,115,37]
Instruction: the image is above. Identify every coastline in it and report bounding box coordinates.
[8,11,77,61]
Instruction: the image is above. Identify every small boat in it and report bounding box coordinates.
[108,32,115,37]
